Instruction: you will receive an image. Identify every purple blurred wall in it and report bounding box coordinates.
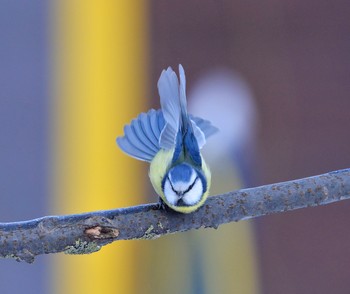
[150,1,350,293]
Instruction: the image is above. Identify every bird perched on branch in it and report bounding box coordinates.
[117,65,218,213]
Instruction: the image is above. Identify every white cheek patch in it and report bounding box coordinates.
[183,179,203,205]
[163,180,178,205]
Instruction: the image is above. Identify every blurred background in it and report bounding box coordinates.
[1,0,350,293]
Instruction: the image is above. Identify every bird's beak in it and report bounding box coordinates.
[177,191,184,198]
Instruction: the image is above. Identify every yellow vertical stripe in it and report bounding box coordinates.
[51,1,148,293]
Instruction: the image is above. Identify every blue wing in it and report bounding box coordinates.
[116,109,165,161]
[116,109,218,162]
[116,65,219,162]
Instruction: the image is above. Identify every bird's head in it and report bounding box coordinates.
[162,163,207,208]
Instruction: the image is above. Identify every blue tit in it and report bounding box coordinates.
[116,65,218,213]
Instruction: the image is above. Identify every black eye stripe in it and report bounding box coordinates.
[167,175,199,195]
[167,176,177,193]
[183,176,198,194]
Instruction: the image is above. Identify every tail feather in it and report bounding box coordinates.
[179,64,189,128]
[157,67,180,131]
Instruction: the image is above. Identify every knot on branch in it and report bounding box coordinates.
[84,226,119,239]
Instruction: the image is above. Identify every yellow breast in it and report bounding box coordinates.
[149,149,174,197]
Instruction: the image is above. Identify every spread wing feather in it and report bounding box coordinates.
[132,119,158,154]
[117,109,164,162]
[139,112,158,150]
[116,134,154,162]
[190,116,219,144]
[117,66,219,162]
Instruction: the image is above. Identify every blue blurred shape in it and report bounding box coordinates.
[0,1,49,294]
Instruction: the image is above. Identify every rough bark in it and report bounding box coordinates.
[1,168,349,263]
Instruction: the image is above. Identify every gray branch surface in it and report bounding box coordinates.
[1,168,350,263]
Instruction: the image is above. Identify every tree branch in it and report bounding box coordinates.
[1,168,349,263]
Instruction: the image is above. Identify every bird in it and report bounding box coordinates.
[116,65,218,213]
